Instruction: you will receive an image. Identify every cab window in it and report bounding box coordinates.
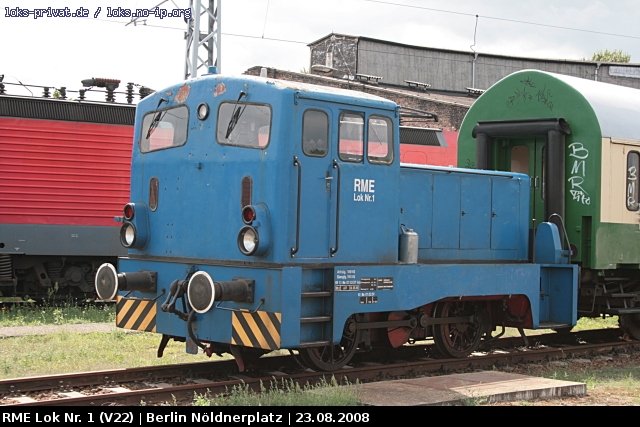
[339,112,364,162]
[140,105,188,153]
[217,102,271,148]
[367,116,393,164]
[302,110,328,157]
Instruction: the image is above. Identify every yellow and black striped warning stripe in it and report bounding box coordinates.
[231,311,281,350]
[116,295,157,332]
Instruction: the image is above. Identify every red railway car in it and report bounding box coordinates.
[399,127,458,166]
[0,94,134,299]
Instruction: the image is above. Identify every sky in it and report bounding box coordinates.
[2,0,640,101]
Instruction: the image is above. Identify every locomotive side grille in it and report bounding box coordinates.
[115,295,157,332]
[241,176,252,208]
[231,311,281,350]
[399,126,446,147]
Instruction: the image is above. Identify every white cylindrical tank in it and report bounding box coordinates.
[399,226,419,264]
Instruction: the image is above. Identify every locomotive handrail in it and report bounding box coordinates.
[330,159,340,257]
[548,213,573,261]
[290,156,302,257]
[120,289,165,302]
[214,297,265,314]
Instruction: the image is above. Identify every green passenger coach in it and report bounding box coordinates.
[458,69,640,336]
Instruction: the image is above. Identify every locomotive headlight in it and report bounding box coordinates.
[238,226,258,255]
[187,271,216,313]
[120,222,137,248]
[197,103,209,120]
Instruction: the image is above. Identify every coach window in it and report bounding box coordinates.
[510,145,529,174]
[626,151,639,211]
[367,116,393,164]
[338,112,364,162]
[217,102,271,149]
[302,110,328,157]
[140,105,188,153]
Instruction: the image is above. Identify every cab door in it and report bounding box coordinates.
[333,111,398,263]
[290,104,333,259]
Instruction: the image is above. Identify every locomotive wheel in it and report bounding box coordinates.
[299,317,360,371]
[619,314,640,340]
[432,301,485,358]
[295,348,316,369]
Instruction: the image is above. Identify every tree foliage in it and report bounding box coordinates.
[591,49,631,63]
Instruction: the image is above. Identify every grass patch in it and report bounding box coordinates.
[0,330,361,405]
[498,316,619,338]
[0,330,206,379]
[549,364,640,400]
[193,377,360,406]
[572,315,619,331]
[0,303,114,327]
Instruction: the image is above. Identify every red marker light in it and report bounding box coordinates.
[242,206,256,224]
[123,204,135,220]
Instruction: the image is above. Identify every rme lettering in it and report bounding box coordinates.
[354,178,375,193]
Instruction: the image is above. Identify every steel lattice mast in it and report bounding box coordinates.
[127,0,221,79]
[184,0,221,78]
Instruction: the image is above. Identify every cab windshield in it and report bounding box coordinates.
[140,105,189,153]
[217,102,271,148]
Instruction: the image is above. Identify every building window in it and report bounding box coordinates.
[338,112,363,162]
[367,116,393,164]
[302,110,328,157]
[627,151,639,211]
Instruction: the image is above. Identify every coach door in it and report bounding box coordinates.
[475,119,570,234]
[504,138,546,227]
[290,105,333,259]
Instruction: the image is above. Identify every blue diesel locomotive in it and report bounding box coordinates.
[95,71,578,371]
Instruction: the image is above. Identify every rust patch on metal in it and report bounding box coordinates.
[175,84,190,103]
[214,82,226,97]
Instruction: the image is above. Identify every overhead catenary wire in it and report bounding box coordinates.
[362,0,640,41]
[104,0,640,45]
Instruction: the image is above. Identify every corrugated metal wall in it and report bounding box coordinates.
[310,35,640,92]
[357,40,472,91]
[0,117,132,226]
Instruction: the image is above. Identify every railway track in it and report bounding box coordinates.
[2,328,636,406]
